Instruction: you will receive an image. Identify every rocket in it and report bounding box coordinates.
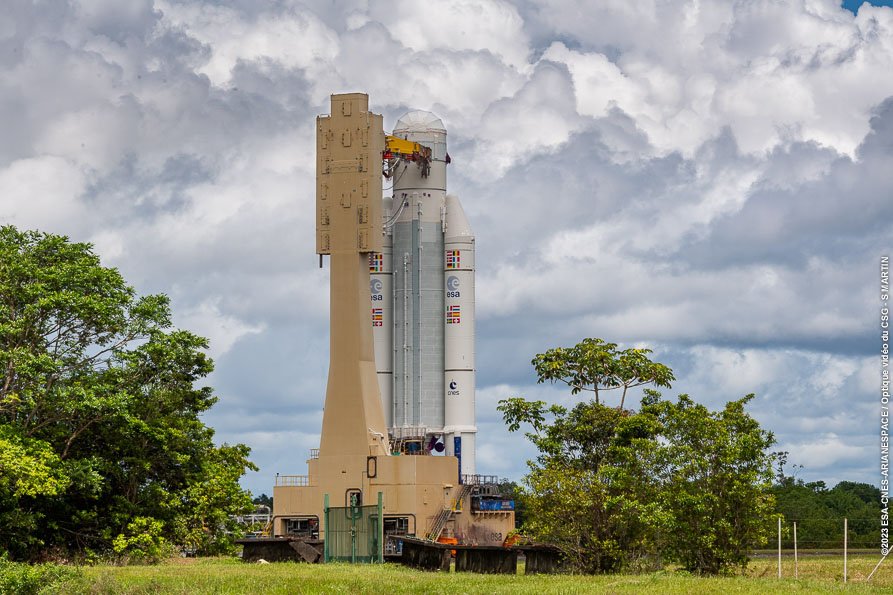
[369,110,477,477]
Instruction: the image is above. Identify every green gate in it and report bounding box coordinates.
[323,492,384,563]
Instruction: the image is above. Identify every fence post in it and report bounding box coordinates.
[378,491,384,564]
[323,493,329,563]
[778,516,782,579]
[844,517,848,584]
[350,493,357,564]
[793,521,798,579]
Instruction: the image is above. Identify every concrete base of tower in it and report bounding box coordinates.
[272,449,512,546]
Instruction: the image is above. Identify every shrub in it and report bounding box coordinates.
[112,517,173,563]
[0,555,80,594]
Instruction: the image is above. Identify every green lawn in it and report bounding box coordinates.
[47,554,893,594]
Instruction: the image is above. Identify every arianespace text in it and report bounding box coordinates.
[881,255,890,555]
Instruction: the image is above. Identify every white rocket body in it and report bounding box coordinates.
[370,197,393,427]
[370,111,476,477]
[443,194,476,476]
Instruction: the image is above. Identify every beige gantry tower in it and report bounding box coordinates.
[315,92,390,460]
[273,93,514,547]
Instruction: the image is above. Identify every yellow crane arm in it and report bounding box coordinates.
[384,135,432,160]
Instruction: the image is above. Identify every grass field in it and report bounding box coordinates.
[49,553,893,594]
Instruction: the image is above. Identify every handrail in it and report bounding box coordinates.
[461,474,500,486]
[275,475,311,487]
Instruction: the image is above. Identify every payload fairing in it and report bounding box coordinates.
[371,111,477,476]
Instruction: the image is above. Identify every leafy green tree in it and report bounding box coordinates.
[180,444,256,555]
[495,480,526,529]
[111,517,171,562]
[531,338,674,408]
[0,428,72,554]
[500,339,777,575]
[499,397,667,572]
[252,493,273,509]
[644,394,776,574]
[0,226,255,560]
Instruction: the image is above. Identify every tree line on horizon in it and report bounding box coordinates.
[771,476,883,550]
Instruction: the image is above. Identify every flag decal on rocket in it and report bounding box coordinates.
[369,252,383,272]
[372,308,383,327]
[446,250,460,269]
[446,305,461,324]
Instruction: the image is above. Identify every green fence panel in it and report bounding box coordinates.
[323,492,383,563]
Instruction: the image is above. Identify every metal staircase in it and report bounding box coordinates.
[425,508,452,541]
[426,483,474,541]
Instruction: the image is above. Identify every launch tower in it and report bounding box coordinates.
[272,93,509,551]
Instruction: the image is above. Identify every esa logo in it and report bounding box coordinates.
[448,380,459,396]
[370,279,383,301]
[446,275,460,298]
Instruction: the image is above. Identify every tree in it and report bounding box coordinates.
[495,480,526,529]
[498,397,667,572]
[252,493,273,509]
[644,394,776,574]
[531,338,674,408]
[500,339,777,575]
[771,478,882,549]
[0,226,255,560]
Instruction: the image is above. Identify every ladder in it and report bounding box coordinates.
[426,484,474,541]
[426,508,452,541]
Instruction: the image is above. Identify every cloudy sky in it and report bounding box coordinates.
[3,0,892,496]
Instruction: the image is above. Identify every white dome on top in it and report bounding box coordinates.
[393,110,446,135]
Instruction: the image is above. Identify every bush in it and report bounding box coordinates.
[112,517,174,563]
[0,555,80,594]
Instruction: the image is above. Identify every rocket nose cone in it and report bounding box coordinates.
[444,195,473,239]
[394,110,446,135]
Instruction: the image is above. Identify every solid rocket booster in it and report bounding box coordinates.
[370,110,477,477]
[371,196,393,427]
[443,194,477,476]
